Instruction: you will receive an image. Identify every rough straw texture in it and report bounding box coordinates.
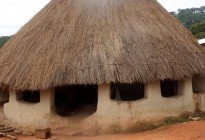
[0,0,204,90]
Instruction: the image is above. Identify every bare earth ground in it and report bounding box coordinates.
[1,106,205,140]
[0,121,204,140]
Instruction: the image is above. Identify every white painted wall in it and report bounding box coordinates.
[84,79,195,131]
[3,78,197,132]
[194,93,205,112]
[3,89,54,126]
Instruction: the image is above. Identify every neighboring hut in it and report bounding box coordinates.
[198,38,205,47]
[192,39,205,112]
[0,0,205,131]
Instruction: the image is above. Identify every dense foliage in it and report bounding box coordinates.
[171,6,205,39]
[0,36,10,48]
[191,21,205,39]
[172,6,205,29]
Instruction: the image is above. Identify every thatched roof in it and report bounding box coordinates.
[0,0,204,90]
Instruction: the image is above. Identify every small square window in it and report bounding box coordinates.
[161,80,178,97]
[17,90,40,103]
[110,83,145,101]
[192,75,205,94]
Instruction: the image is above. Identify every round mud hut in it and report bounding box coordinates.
[0,0,205,132]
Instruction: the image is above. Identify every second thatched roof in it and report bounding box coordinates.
[0,0,204,90]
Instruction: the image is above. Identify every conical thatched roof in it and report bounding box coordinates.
[0,0,204,90]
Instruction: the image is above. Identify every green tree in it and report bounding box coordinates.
[176,6,205,29]
[191,21,205,39]
[170,6,205,39]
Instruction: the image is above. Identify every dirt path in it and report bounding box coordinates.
[1,121,205,140]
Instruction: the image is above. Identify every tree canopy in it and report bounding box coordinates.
[170,6,205,39]
[177,6,205,29]
[191,20,205,39]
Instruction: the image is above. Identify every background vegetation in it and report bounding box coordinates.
[0,36,10,48]
[171,6,205,39]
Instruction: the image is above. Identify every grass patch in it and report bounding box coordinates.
[120,112,205,134]
[160,112,205,127]
[161,116,189,126]
[108,122,158,134]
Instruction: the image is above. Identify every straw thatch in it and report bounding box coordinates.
[0,0,204,90]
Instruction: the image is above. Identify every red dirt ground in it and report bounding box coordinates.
[1,121,205,140]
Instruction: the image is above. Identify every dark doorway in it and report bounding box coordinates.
[110,83,145,101]
[0,88,9,105]
[161,80,178,97]
[55,85,98,117]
